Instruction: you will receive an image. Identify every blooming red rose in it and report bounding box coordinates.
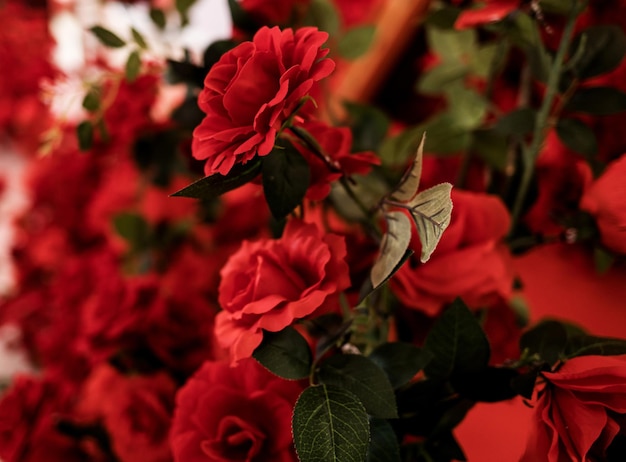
[171,358,302,462]
[192,26,335,176]
[521,355,626,461]
[293,121,380,200]
[78,364,176,462]
[580,154,626,254]
[391,190,514,316]
[215,219,350,362]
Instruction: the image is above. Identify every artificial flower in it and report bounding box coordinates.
[192,26,335,176]
[170,358,302,462]
[521,355,626,461]
[215,219,350,363]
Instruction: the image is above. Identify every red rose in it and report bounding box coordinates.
[171,358,302,462]
[580,154,626,254]
[192,26,335,176]
[78,364,176,462]
[521,355,626,461]
[293,121,380,200]
[0,375,98,462]
[390,190,514,316]
[215,219,350,362]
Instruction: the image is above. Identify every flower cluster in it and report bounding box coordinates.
[0,0,626,461]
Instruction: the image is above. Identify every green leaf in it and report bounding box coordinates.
[261,140,311,220]
[566,87,626,115]
[379,126,424,167]
[76,121,93,151]
[367,418,401,462]
[539,0,573,14]
[318,354,398,419]
[422,115,472,154]
[407,182,453,263]
[338,25,376,60]
[594,246,615,274]
[569,25,626,79]
[293,384,369,462]
[424,299,490,380]
[368,342,433,389]
[444,82,489,130]
[176,0,196,25]
[149,8,167,29]
[506,13,551,81]
[226,0,260,32]
[125,50,141,83]
[494,108,536,136]
[371,211,412,289]
[417,62,469,95]
[253,327,312,380]
[471,43,500,78]
[171,158,262,199]
[556,118,598,156]
[113,213,150,250]
[565,335,626,358]
[471,129,508,171]
[343,102,390,152]
[302,0,340,36]
[131,27,148,49]
[82,89,100,113]
[519,320,568,365]
[424,6,462,29]
[426,26,476,63]
[89,26,126,48]
[391,134,425,202]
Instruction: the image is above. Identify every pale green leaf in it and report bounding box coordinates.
[426,26,476,63]
[417,62,469,95]
[338,25,376,60]
[408,183,453,263]
[371,211,412,288]
[391,133,425,202]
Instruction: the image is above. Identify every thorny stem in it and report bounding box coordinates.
[509,0,583,233]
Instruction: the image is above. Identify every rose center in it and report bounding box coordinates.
[201,415,266,461]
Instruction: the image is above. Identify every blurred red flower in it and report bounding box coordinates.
[580,153,626,254]
[170,358,302,462]
[78,364,176,462]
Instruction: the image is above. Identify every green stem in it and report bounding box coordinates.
[509,1,582,233]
